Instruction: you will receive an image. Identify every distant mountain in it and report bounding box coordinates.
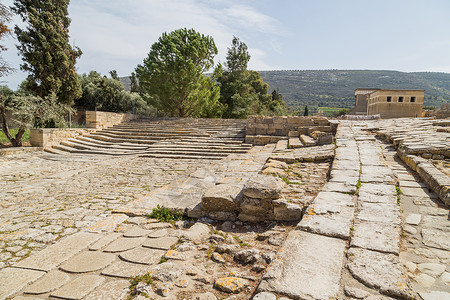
[258,70,450,111]
[121,70,450,112]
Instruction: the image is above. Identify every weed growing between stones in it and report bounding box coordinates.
[396,186,402,205]
[129,272,154,299]
[147,205,184,223]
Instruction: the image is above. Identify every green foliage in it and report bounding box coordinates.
[75,71,150,114]
[318,107,349,117]
[129,72,139,93]
[136,28,222,117]
[129,272,153,297]
[13,0,82,104]
[148,205,184,223]
[396,186,402,205]
[215,37,288,118]
[1,86,74,146]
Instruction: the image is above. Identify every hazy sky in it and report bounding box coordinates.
[2,0,450,88]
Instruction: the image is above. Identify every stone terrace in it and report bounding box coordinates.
[0,117,449,299]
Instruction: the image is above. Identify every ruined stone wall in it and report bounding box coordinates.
[245,116,336,145]
[29,128,96,148]
[85,111,136,129]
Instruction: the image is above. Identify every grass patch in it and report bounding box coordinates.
[0,128,30,144]
[147,205,184,223]
[356,180,361,189]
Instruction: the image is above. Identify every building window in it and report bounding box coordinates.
[411,96,416,102]
[399,96,404,102]
[387,96,392,102]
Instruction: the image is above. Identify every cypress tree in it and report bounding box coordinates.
[13,0,82,104]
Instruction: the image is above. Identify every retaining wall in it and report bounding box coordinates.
[29,128,96,148]
[245,116,337,145]
[397,149,450,206]
[85,111,136,129]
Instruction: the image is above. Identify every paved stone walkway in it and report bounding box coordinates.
[0,152,215,270]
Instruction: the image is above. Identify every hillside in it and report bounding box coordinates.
[259,70,450,111]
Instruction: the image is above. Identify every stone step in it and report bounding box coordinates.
[300,134,317,146]
[142,149,229,157]
[66,138,148,150]
[52,144,141,156]
[139,153,224,160]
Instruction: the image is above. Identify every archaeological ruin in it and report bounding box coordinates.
[0,112,449,299]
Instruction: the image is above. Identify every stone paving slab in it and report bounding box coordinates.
[142,236,179,250]
[356,202,401,225]
[119,247,165,265]
[103,236,146,253]
[258,230,346,299]
[347,248,413,299]
[351,220,401,255]
[14,232,101,272]
[100,260,151,278]
[0,267,45,299]
[89,232,121,251]
[50,274,105,300]
[85,279,129,299]
[23,270,69,295]
[59,251,115,273]
[85,214,129,233]
[298,191,355,239]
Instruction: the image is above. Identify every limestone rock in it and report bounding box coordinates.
[234,249,260,264]
[181,222,210,243]
[150,262,185,282]
[214,277,249,294]
[195,292,218,300]
[50,275,105,300]
[417,263,446,277]
[419,291,450,300]
[273,199,302,221]
[243,174,284,199]
[253,292,277,300]
[59,251,115,273]
[201,184,242,212]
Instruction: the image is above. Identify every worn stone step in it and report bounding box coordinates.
[139,153,224,160]
[66,138,148,150]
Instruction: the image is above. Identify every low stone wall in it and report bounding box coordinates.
[245,116,337,145]
[29,128,96,148]
[397,149,450,206]
[85,111,136,129]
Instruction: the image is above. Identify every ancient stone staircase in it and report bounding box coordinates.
[46,118,251,159]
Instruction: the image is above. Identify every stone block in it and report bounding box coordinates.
[258,230,346,299]
[201,184,243,212]
[50,275,105,299]
[0,268,45,299]
[273,116,287,124]
[273,199,303,221]
[243,174,284,199]
[286,116,303,125]
[288,130,299,137]
[246,128,256,135]
[256,127,268,135]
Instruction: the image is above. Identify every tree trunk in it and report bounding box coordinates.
[0,98,25,147]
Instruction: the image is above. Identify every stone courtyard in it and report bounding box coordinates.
[0,117,449,300]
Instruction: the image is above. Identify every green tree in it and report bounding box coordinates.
[109,70,119,80]
[12,0,82,104]
[1,87,74,146]
[136,28,222,117]
[130,72,139,93]
[215,37,287,118]
[75,71,149,114]
[304,105,309,116]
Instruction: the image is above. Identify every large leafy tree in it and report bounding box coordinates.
[12,0,82,104]
[215,36,287,118]
[75,71,149,115]
[136,28,223,117]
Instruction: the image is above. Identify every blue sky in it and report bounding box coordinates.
[2,0,450,89]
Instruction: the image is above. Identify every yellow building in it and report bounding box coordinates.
[352,89,424,119]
